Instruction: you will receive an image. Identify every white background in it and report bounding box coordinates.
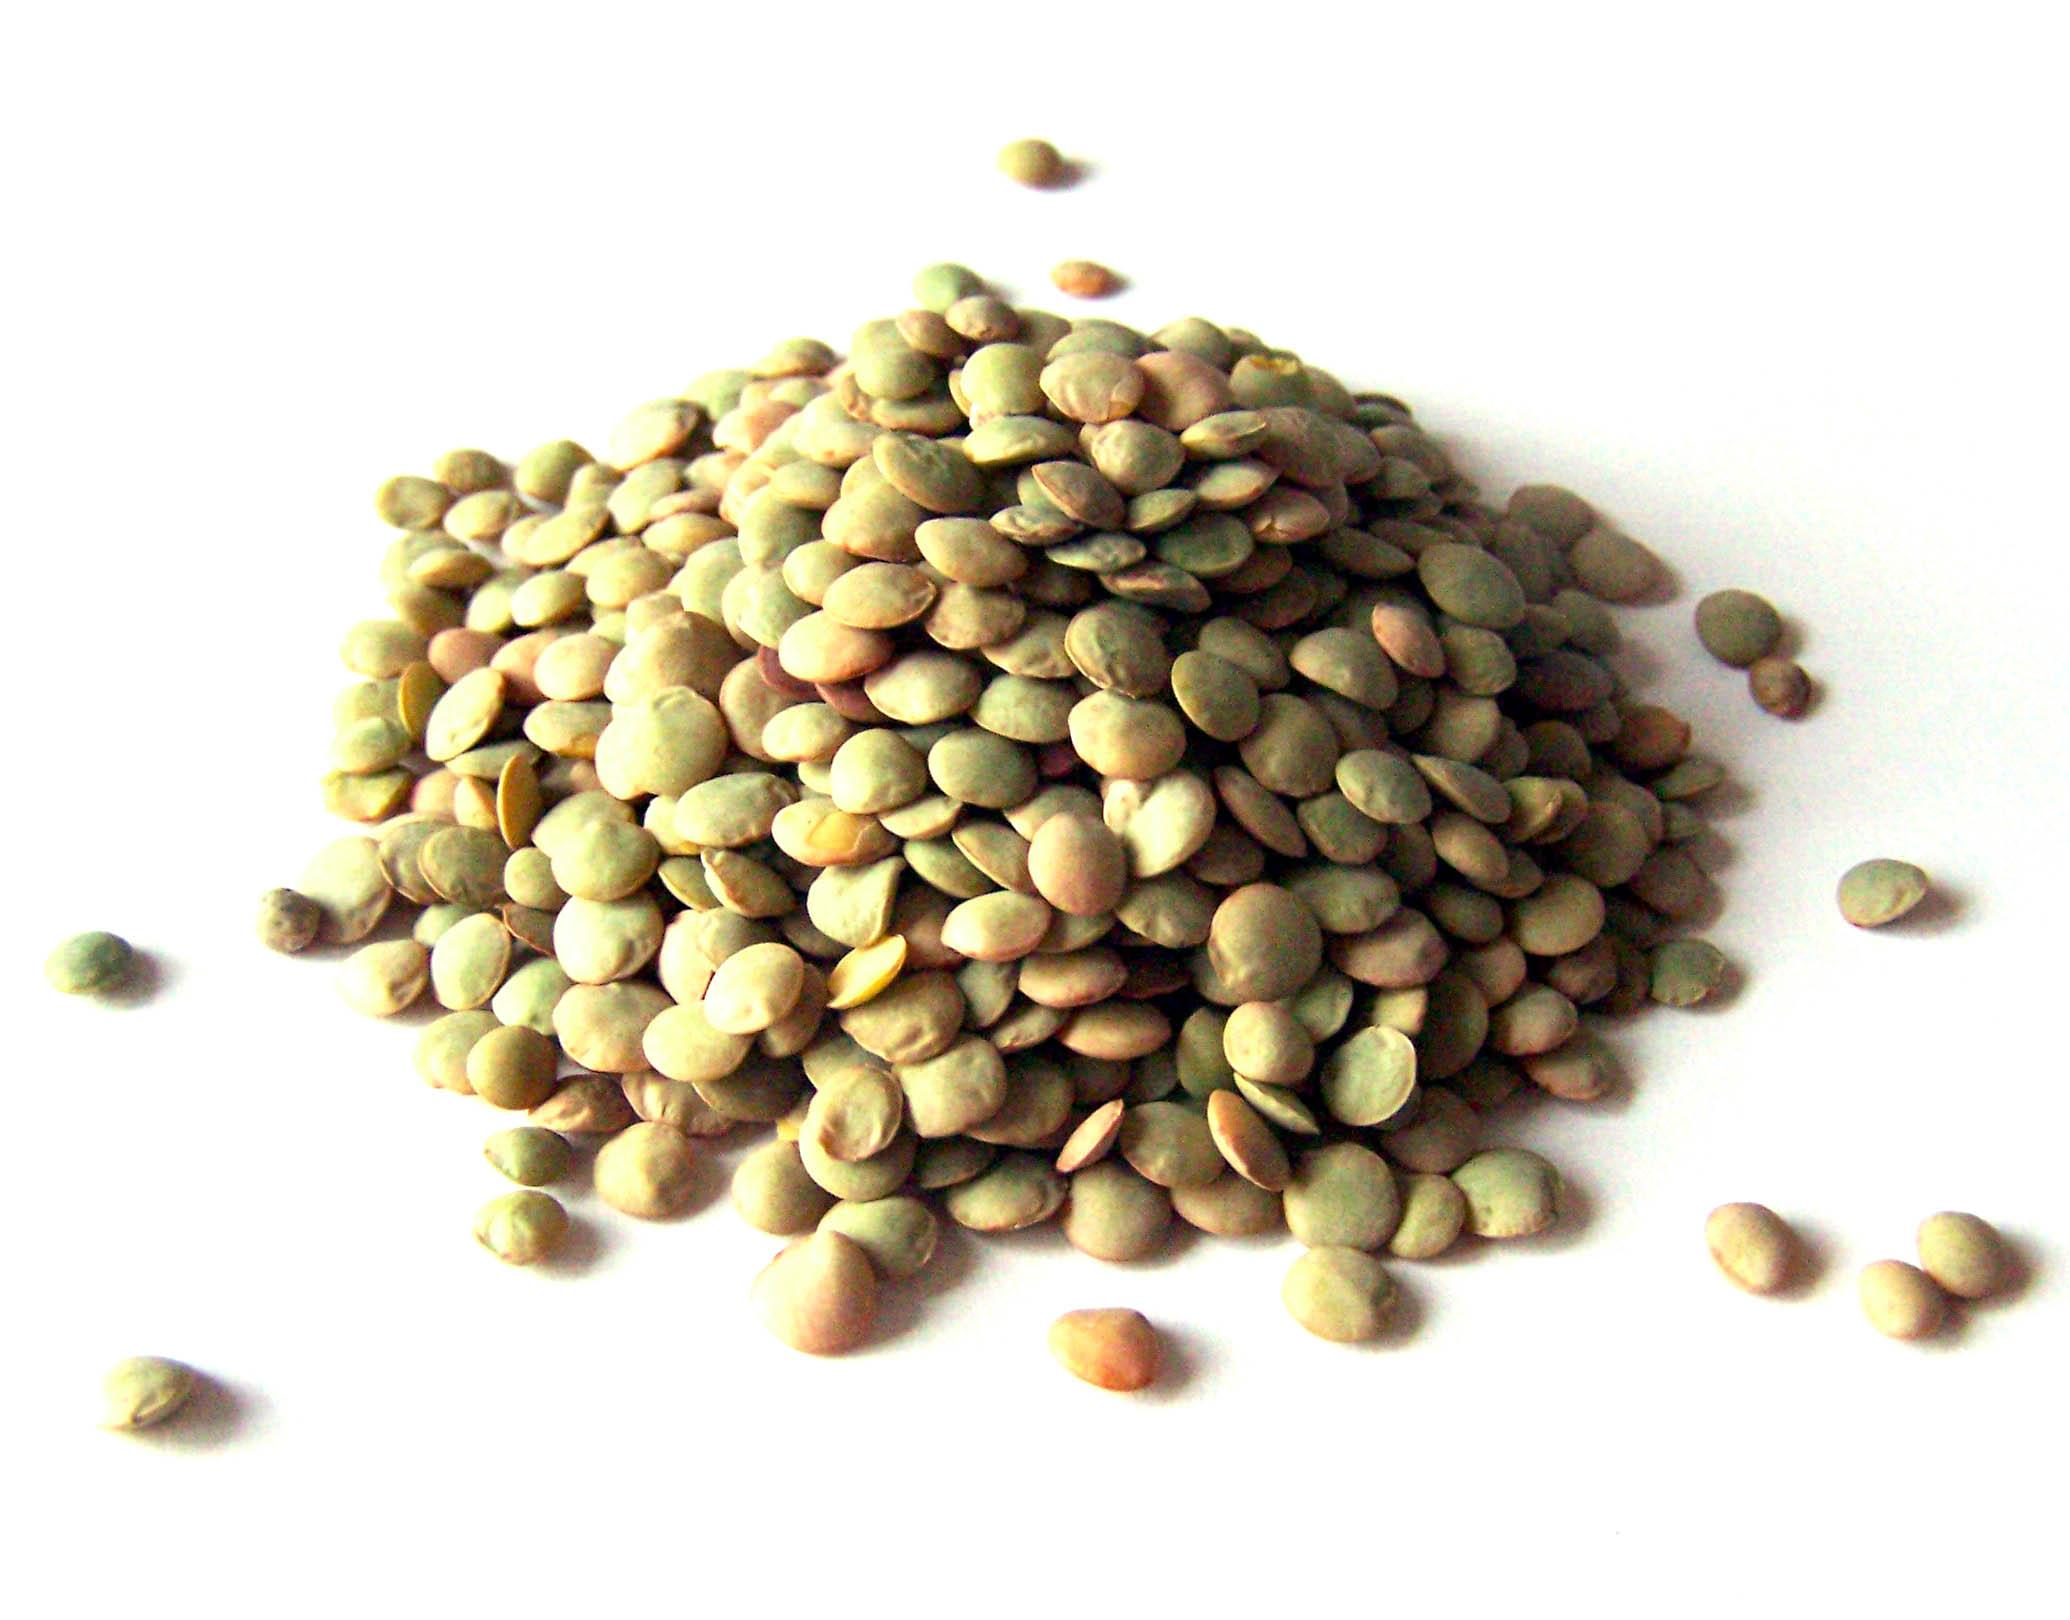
[5,3,2063,1615]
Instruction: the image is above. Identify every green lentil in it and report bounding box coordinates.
[820,1195,939,1278]
[100,1356,199,1431]
[45,930,135,995]
[474,1190,570,1264]
[1838,858,1930,928]
[484,1127,573,1187]
[1694,589,1783,668]
[997,137,1067,187]
[257,889,323,954]
[1452,1148,1561,1239]
[1859,1260,1946,1340]
[1388,1174,1468,1259]
[1285,1142,1400,1251]
[1706,1202,1798,1294]
[1283,1247,1397,1342]
[1648,939,1728,1007]
[1916,1211,2010,1300]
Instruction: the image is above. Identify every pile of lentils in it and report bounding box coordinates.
[269,262,1735,1356]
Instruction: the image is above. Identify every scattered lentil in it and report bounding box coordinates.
[1837,859,1930,928]
[45,930,136,995]
[1049,1308,1161,1390]
[1747,656,1813,718]
[1705,1202,1797,1294]
[1859,1259,1946,1340]
[1051,259,1121,299]
[998,138,1067,188]
[1694,589,1783,667]
[1916,1211,2010,1300]
[257,890,322,954]
[100,1356,198,1431]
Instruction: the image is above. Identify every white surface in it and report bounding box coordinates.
[6,3,2063,1614]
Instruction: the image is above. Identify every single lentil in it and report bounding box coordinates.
[1694,589,1783,667]
[46,931,135,995]
[1747,656,1813,718]
[1837,859,1930,928]
[1859,1259,1946,1340]
[1049,1308,1162,1390]
[474,1190,570,1264]
[1705,1202,1797,1294]
[1052,260,1121,299]
[1916,1211,2010,1300]
[100,1356,199,1431]
[998,138,1067,188]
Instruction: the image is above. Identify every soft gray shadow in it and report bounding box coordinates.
[1389,1239,1464,1273]
[697,1135,763,1177]
[1695,779,1755,824]
[1133,1321,1204,1400]
[1610,639,1667,691]
[1530,1174,1596,1256]
[1172,1221,1285,1250]
[389,996,450,1031]
[284,939,352,965]
[1974,1226,2042,1309]
[1767,1211,1835,1299]
[964,1220,1070,1265]
[1883,882,1968,937]
[1686,825,1736,876]
[1487,1081,1551,1125]
[1368,1274,1428,1351]
[669,1152,730,1221]
[1888,1304,1969,1355]
[869,1222,983,1346]
[100,949,175,1009]
[1391,1232,1481,1273]
[366,906,429,945]
[558,1135,604,1180]
[535,1214,607,1278]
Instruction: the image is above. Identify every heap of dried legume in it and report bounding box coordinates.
[270,263,1738,1353]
